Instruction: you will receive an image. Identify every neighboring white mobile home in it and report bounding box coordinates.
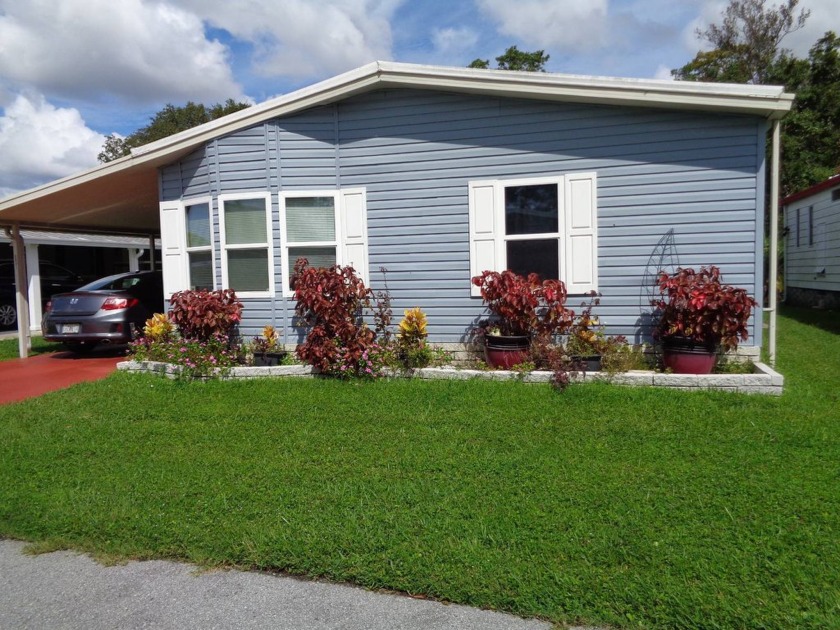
[782,175,840,309]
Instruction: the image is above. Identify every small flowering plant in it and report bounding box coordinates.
[652,265,757,352]
[331,341,388,380]
[130,333,242,379]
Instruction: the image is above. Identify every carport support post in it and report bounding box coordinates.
[149,234,156,271]
[10,224,31,358]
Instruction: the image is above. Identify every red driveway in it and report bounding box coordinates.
[0,348,125,404]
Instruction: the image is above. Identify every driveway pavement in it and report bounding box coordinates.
[0,345,125,404]
[0,540,556,630]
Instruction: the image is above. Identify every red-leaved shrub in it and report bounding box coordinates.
[652,265,757,351]
[292,258,375,374]
[470,270,574,337]
[169,289,242,342]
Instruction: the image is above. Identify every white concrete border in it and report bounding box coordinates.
[117,361,784,395]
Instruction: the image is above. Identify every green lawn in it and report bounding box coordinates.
[0,307,838,628]
[0,336,62,361]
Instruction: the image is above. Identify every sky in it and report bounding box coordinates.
[0,0,837,199]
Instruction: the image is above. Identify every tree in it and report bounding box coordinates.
[673,0,809,84]
[469,45,550,72]
[769,32,840,194]
[98,99,251,162]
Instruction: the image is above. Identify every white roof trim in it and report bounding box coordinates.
[0,60,794,218]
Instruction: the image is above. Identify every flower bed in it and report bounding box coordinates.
[117,360,784,395]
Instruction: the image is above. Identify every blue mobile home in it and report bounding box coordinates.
[0,62,793,356]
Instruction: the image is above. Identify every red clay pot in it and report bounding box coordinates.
[662,336,717,374]
[484,334,530,369]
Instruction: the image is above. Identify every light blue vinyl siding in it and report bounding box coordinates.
[159,88,766,345]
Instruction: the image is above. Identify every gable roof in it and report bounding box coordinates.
[0,61,795,235]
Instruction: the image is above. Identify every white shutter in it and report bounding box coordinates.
[340,188,369,284]
[564,172,598,294]
[468,181,500,297]
[159,201,186,298]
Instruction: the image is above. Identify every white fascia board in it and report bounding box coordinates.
[375,62,794,119]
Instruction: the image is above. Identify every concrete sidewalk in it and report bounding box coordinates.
[0,540,557,630]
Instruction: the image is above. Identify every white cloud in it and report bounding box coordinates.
[476,0,609,52]
[781,0,840,57]
[174,0,403,77]
[654,65,675,80]
[0,93,104,198]
[432,26,479,55]
[0,0,244,104]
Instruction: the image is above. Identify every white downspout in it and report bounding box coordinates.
[768,119,781,367]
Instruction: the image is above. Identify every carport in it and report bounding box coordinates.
[0,153,164,358]
[0,99,303,358]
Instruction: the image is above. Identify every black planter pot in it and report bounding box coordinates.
[661,336,717,374]
[253,351,288,367]
[570,354,602,372]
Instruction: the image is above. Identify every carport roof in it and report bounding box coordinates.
[0,61,794,235]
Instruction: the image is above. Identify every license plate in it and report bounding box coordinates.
[61,324,80,334]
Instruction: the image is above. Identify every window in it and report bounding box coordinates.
[796,208,801,247]
[808,206,814,246]
[219,193,273,297]
[468,173,598,295]
[185,200,214,290]
[279,189,369,296]
[832,188,840,202]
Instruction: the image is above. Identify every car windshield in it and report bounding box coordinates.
[78,274,144,291]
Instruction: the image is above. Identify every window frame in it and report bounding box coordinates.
[498,176,565,280]
[278,190,342,297]
[468,172,598,296]
[218,192,274,298]
[182,196,216,292]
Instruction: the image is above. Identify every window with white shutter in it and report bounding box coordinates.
[279,188,368,296]
[468,173,598,295]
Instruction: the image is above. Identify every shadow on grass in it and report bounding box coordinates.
[780,304,840,335]
[0,337,63,362]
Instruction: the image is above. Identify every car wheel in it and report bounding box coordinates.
[0,303,16,328]
[64,341,97,354]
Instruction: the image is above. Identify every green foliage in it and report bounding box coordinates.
[168,289,243,343]
[469,45,550,72]
[769,32,840,195]
[0,308,839,627]
[0,337,62,361]
[98,99,251,162]
[671,1,840,197]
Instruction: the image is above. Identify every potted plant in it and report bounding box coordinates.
[251,325,287,366]
[471,270,574,369]
[565,292,607,371]
[651,265,757,374]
